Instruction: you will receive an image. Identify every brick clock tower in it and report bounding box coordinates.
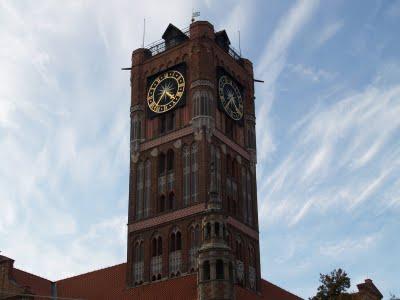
[127,21,259,299]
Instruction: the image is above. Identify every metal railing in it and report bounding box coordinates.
[145,26,242,63]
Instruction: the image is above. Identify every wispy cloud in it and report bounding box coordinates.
[255,0,320,161]
[315,20,344,48]
[258,78,400,228]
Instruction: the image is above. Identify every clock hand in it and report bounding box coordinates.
[165,91,176,100]
[156,91,166,105]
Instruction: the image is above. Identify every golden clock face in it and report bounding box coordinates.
[218,75,243,121]
[147,70,185,114]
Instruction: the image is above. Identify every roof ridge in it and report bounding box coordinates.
[14,268,53,283]
[56,262,126,282]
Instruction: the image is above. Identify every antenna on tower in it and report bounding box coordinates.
[142,18,146,48]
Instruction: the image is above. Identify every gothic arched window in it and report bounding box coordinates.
[136,161,144,220]
[191,143,198,202]
[151,235,163,281]
[167,149,174,172]
[189,224,200,272]
[133,240,144,284]
[169,228,182,276]
[144,159,151,218]
[183,145,190,206]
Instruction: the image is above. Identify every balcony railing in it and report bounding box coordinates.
[145,26,242,63]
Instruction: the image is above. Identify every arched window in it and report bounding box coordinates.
[203,261,210,281]
[170,233,176,252]
[167,111,175,131]
[216,147,221,193]
[169,229,182,276]
[248,245,256,290]
[216,259,224,280]
[176,231,182,250]
[133,240,144,284]
[168,192,175,210]
[215,222,220,238]
[189,224,200,272]
[205,223,211,240]
[159,195,165,212]
[247,170,253,224]
[136,161,144,220]
[157,236,163,256]
[191,143,198,202]
[152,238,157,257]
[242,166,248,223]
[183,145,190,206]
[151,235,163,281]
[160,114,166,134]
[158,153,166,175]
[167,149,174,172]
[144,160,151,218]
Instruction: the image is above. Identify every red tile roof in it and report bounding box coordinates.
[9,261,302,300]
[55,263,302,300]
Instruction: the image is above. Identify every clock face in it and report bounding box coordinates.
[147,70,185,114]
[218,75,243,121]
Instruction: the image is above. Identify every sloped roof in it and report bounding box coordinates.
[7,261,302,300]
[12,268,52,297]
[56,262,302,300]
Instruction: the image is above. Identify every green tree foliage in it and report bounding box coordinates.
[310,268,351,300]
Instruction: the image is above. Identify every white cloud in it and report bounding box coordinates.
[258,78,400,228]
[288,63,335,82]
[255,0,319,161]
[315,20,344,48]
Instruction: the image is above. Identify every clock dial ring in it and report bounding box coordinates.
[218,75,243,121]
[147,70,185,114]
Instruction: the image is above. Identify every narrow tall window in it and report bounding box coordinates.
[159,195,165,212]
[216,148,221,193]
[183,145,190,206]
[134,241,144,284]
[203,261,210,281]
[242,167,248,222]
[247,170,253,224]
[168,192,174,210]
[216,259,224,280]
[151,235,163,281]
[169,229,182,276]
[160,115,166,134]
[189,225,200,272]
[136,161,144,220]
[167,150,174,172]
[191,143,198,202]
[144,160,151,217]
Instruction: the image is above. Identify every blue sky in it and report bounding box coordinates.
[0,0,399,298]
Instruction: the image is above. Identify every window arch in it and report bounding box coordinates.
[189,224,200,272]
[169,228,182,276]
[151,234,163,281]
[215,222,220,238]
[133,239,144,285]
